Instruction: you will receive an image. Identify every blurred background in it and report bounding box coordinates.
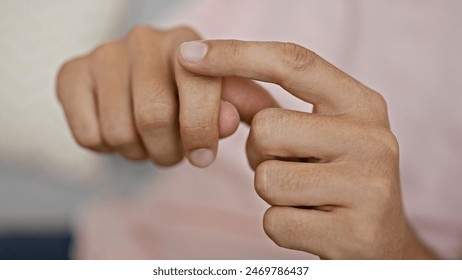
[0,0,183,257]
[1,0,462,260]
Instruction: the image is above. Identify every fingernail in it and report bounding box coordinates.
[190,148,214,167]
[180,41,207,63]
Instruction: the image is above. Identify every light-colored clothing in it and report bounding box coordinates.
[74,0,462,259]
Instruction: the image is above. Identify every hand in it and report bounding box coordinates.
[178,40,436,259]
[56,26,276,167]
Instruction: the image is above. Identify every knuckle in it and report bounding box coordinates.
[357,124,399,160]
[123,152,147,161]
[279,42,316,72]
[254,161,275,203]
[56,57,87,100]
[372,92,388,113]
[382,131,399,157]
[163,26,200,56]
[180,118,215,141]
[74,131,102,149]
[127,25,163,54]
[251,108,273,136]
[91,41,124,63]
[364,91,389,121]
[56,66,72,101]
[57,58,81,79]
[263,207,288,249]
[127,25,158,42]
[152,155,183,167]
[135,103,176,132]
[372,128,400,158]
[262,207,278,241]
[168,25,199,40]
[250,108,279,154]
[103,128,138,148]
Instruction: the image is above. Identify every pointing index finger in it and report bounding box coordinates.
[178,40,387,119]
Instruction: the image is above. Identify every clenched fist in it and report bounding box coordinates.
[56,26,276,167]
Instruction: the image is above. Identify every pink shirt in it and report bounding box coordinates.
[74,0,462,259]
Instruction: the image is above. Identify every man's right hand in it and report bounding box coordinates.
[56,26,277,167]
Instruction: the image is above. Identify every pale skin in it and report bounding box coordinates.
[57,26,275,167]
[57,26,436,259]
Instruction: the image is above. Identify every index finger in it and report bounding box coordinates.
[178,40,387,120]
[169,27,222,168]
[175,59,222,168]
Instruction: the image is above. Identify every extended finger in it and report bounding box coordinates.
[178,40,387,120]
